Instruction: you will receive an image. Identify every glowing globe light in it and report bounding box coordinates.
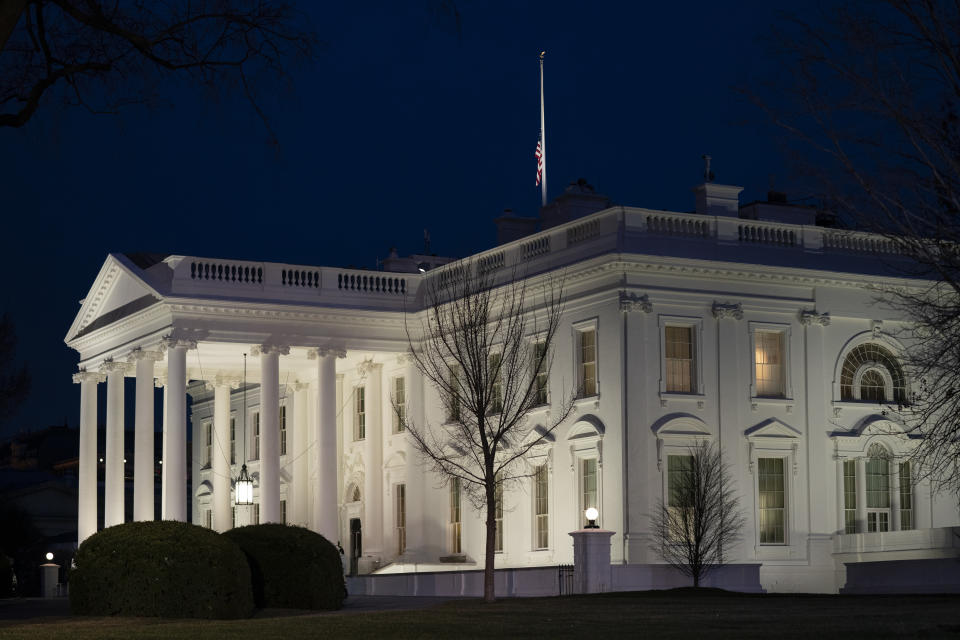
[45,552,54,561]
[585,507,599,529]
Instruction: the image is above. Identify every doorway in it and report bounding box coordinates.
[349,518,362,575]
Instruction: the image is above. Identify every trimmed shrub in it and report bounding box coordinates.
[70,521,254,619]
[224,524,346,610]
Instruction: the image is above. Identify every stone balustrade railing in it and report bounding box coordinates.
[168,207,916,307]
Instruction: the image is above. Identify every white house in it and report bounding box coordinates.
[64,177,960,594]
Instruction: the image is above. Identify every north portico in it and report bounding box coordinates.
[65,253,421,550]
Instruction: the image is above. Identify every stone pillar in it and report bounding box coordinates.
[890,458,901,531]
[156,376,167,520]
[102,360,129,528]
[311,347,344,541]
[258,344,288,524]
[212,379,234,532]
[73,370,104,545]
[569,528,615,593]
[292,382,310,527]
[835,458,846,534]
[362,360,383,555]
[131,349,162,522]
[39,562,60,598]
[162,339,194,522]
[855,457,867,533]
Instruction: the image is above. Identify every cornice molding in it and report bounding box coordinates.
[799,310,831,326]
[72,370,105,384]
[99,359,132,374]
[712,302,743,320]
[307,346,347,359]
[129,347,164,362]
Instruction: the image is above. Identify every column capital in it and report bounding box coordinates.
[161,336,198,351]
[205,375,241,391]
[800,309,831,326]
[72,370,105,384]
[100,359,132,374]
[357,357,382,376]
[307,346,346,359]
[711,301,743,320]
[619,291,653,313]
[129,347,165,362]
[252,343,290,357]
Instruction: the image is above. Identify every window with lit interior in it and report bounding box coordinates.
[840,343,906,404]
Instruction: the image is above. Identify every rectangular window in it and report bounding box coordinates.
[450,478,462,554]
[578,329,597,397]
[253,412,260,460]
[396,484,406,554]
[667,455,692,508]
[581,458,598,521]
[532,341,549,406]
[844,460,857,534]
[489,353,503,414]
[393,377,406,433]
[665,326,695,393]
[758,457,786,544]
[281,499,287,525]
[203,422,212,467]
[230,417,236,464]
[254,502,260,525]
[534,463,549,550]
[232,506,236,529]
[204,509,212,529]
[448,364,462,423]
[900,462,912,531]
[755,331,785,397]
[494,473,503,553]
[354,387,366,440]
[280,405,287,456]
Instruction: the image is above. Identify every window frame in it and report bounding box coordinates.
[392,376,407,434]
[756,456,788,545]
[251,411,261,460]
[279,404,287,456]
[658,315,704,397]
[396,483,406,555]
[749,322,792,400]
[354,385,366,441]
[229,415,236,465]
[449,478,462,554]
[203,421,212,469]
[572,319,599,399]
[533,462,550,550]
[530,338,550,407]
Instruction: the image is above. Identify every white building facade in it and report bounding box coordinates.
[65,181,960,593]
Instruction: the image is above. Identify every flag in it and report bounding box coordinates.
[535,139,543,186]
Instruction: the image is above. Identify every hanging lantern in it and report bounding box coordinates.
[235,463,253,505]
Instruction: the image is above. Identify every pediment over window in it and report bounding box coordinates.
[832,414,911,439]
[650,413,711,440]
[831,414,917,458]
[384,451,407,469]
[744,418,801,442]
[567,414,605,441]
[195,480,213,498]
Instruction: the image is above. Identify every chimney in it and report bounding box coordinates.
[540,179,611,230]
[692,155,742,216]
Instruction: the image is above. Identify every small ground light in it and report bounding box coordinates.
[45,552,53,561]
[585,507,599,528]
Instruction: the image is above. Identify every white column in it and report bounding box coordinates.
[292,382,310,527]
[311,347,344,541]
[213,380,233,532]
[131,349,162,522]
[156,376,167,519]
[74,370,104,545]
[102,360,129,528]
[890,458,901,531]
[258,344,288,524]
[856,457,867,533]
[162,339,194,522]
[403,356,422,560]
[363,360,383,555]
[835,458,846,534]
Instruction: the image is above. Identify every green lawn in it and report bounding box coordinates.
[2,590,959,639]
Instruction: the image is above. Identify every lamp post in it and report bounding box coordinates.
[235,354,253,512]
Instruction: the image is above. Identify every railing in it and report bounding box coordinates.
[823,230,906,255]
[738,222,798,247]
[558,564,575,595]
[521,236,551,260]
[567,218,602,245]
[336,271,406,295]
[645,213,712,238]
[189,260,263,284]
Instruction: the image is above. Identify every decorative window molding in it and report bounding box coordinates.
[749,322,793,401]
[651,413,712,472]
[745,418,801,547]
[833,331,908,404]
[658,315,704,397]
[567,416,605,528]
[572,318,599,399]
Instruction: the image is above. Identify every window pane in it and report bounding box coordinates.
[758,457,785,544]
[355,387,365,440]
[579,330,597,396]
[665,326,695,393]
[581,458,598,516]
[755,331,785,397]
[534,464,549,549]
[843,460,856,534]
[866,455,890,508]
[899,462,912,531]
[667,455,692,507]
[394,377,406,433]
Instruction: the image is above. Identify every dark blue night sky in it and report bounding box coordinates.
[1,1,808,438]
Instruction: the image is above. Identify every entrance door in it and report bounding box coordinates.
[349,518,362,575]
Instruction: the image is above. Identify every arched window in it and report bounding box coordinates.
[840,343,906,403]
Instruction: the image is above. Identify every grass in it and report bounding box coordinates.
[1,590,959,639]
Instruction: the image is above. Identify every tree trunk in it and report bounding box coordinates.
[484,478,496,603]
[693,572,700,588]
[0,0,27,53]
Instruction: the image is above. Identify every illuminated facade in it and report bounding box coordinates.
[65,179,960,593]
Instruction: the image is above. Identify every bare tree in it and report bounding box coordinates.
[754,1,960,496]
[403,261,573,603]
[650,441,744,588]
[0,1,316,136]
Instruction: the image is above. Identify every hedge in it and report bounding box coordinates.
[70,521,254,619]
[224,524,346,610]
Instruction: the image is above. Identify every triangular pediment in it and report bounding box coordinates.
[745,418,801,441]
[65,253,163,343]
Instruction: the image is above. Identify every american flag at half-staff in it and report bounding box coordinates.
[535,139,543,186]
[537,51,547,206]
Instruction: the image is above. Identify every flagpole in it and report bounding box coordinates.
[539,51,547,207]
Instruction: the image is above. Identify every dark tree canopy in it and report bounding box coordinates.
[0,1,316,134]
[0,313,30,426]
